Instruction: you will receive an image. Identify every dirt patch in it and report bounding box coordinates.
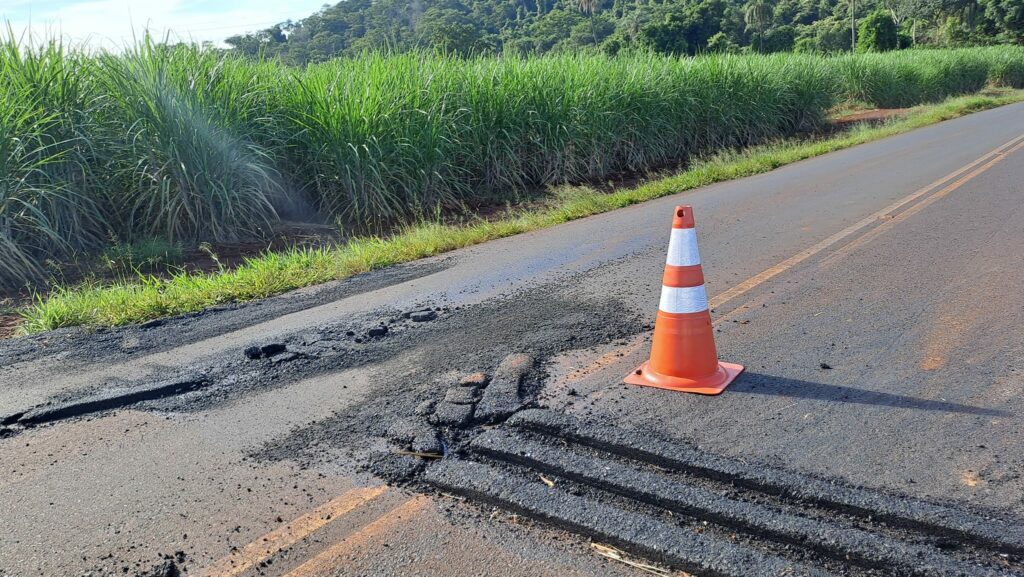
[833,108,910,126]
[0,313,20,339]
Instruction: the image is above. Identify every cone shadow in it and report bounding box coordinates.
[731,372,1008,417]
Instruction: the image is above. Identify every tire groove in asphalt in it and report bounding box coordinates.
[471,428,1013,577]
[504,409,1024,558]
[426,459,835,577]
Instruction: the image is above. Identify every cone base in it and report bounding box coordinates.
[624,361,744,395]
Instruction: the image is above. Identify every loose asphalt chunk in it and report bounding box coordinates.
[505,409,1024,557]
[409,309,437,322]
[139,559,180,577]
[475,353,534,423]
[411,430,443,454]
[386,417,432,442]
[414,399,436,416]
[425,459,834,577]
[243,342,287,359]
[386,416,442,454]
[472,428,1010,577]
[430,402,474,427]
[443,386,477,405]
[458,372,490,388]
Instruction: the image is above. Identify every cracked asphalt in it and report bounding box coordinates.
[1,102,1023,577]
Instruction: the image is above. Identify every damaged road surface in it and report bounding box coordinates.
[429,410,1023,577]
[3,103,1024,577]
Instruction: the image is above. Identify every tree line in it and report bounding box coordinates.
[225,0,1024,61]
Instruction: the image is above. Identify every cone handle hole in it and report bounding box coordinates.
[677,209,685,218]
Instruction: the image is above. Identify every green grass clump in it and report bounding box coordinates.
[979,46,1024,88]
[100,236,185,275]
[0,40,104,287]
[95,43,285,243]
[1,35,1023,294]
[18,89,1024,334]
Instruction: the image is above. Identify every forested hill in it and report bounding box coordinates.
[225,0,1023,62]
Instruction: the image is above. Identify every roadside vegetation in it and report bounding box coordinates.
[2,34,1023,332]
[15,83,1024,334]
[4,40,1024,286]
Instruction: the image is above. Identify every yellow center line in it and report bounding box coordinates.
[818,137,1024,268]
[193,485,388,577]
[707,132,1024,312]
[281,496,430,577]
[564,339,647,383]
[712,134,1024,325]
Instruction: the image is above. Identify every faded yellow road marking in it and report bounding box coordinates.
[961,470,982,487]
[712,137,1024,328]
[282,496,430,577]
[564,339,647,383]
[194,485,388,577]
[819,138,1024,268]
[920,355,947,371]
[708,133,1024,312]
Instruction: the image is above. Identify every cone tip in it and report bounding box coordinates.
[672,205,695,229]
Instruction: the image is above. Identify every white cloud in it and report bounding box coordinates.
[2,0,328,50]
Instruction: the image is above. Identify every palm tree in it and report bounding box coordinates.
[744,0,772,52]
[575,0,600,45]
[849,0,857,50]
[622,12,643,41]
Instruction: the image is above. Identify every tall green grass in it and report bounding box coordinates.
[0,40,104,285]
[1,38,1023,291]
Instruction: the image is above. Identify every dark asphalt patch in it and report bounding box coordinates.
[2,268,642,443]
[471,428,1009,577]
[506,409,1024,558]
[420,409,1023,577]
[251,284,643,477]
[15,375,210,427]
[426,459,833,577]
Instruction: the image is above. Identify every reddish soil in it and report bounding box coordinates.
[833,108,910,126]
[0,314,20,339]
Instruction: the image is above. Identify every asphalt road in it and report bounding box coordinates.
[1,102,1023,577]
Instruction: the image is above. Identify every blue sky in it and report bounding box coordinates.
[2,0,330,49]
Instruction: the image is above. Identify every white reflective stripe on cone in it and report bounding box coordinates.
[658,285,709,314]
[666,228,700,267]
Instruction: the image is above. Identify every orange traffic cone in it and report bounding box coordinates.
[625,205,743,395]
